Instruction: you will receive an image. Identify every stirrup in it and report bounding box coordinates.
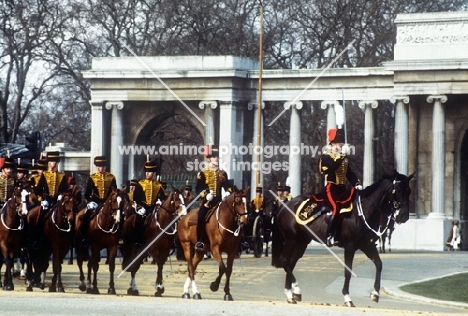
[326,235,335,247]
[194,242,204,252]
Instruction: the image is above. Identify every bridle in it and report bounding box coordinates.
[97,192,121,234]
[51,194,75,232]
[156,190,185,235]
[0,189,27,231]
[216,192,248,237]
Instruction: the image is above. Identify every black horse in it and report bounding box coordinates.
[271,171,413,307]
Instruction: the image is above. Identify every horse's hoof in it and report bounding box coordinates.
[3,285,14,291]
[79,284,87,292]
[107,287,116,295]
[86,288,93,294]
[224,294,234,301]
[40,283,45,290]
[129,289,139,296]
[49,286,56,292]
[127,288,132,295]
[26,286,33,292]
[210,282,219,292]
[293,293,302,302]
[286,298,297,304]
[344,301,355,307]
[193,293,202,300]
[155,287,164,297]
[181,292,190,299]
[370,292,379,302]
[92,287,100,295]
[32,282,42,288]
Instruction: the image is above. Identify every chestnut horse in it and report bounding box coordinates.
[0,184,37,290]
[271,171,413,306]
[178,186,249,301]
[42,189,78,292]
[122,186,186,296]
[74,187,123,294]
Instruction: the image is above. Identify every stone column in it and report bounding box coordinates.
[321,101,339,141]
[198,101,218,144]
[90,101,103,173]
[427,95,448,218]
[105,101,124,187]
[392,96,410,175]
[358,100,378,188]
[219,102,243,186]
[248,102,264,199]
[286,101,303,197]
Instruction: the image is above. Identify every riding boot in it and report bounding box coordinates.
[326,215,337,247]
[80,209,91,247]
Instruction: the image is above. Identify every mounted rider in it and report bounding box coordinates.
[30,155,48,202]
[0,157,16,208]
[182,180,194,212]
[81,156,117,247]
[133,160,167,215]
[42,151,69,209]
[318,128,362,247]
[15,160,30,185]
[270,183,285,217]
[194,144,233,252]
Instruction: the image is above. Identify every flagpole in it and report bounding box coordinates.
[342,87,347,144]
[255,2,263,188]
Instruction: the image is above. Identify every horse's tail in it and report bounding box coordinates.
[271,212,284,268]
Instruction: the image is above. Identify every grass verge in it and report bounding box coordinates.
[400,272,468,303]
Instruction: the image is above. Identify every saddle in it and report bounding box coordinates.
[295,194,354,225]
[187,203,219,226]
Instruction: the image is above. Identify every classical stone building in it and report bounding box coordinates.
[81,12,468,250]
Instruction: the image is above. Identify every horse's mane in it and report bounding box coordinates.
[359,173,396,198]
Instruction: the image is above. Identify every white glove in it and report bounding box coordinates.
[342,143,351,155]
[87,201,98,211]
[136,208,146,216]
[206,192,214,201]
[255,209,259,213]
[57,194,63,201]
[41,200,49,209]
[355,184,363,190]
[156,199,162,206]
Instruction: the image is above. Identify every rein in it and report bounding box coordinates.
[156,192,182,235]
[357,180,401,237]
[97,198,120,234]
[51,200,72,232]
[215,196,247,237]
[0,198,24,231]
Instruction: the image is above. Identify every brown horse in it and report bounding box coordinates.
[74,187,123,294]
[0,184,37,290]
[42,189,78,292]
[122,186,186,296]
[178,186,249,301]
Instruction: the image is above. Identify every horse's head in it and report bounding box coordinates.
[105,187,122,224]
[57,190,77,224]
[389,171,414,224]
[161,185,186,216]
[12,182,38,216]
[227,186,250,226]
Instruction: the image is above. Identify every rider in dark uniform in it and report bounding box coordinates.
[133,160,167,214]
[270,183,285,218]
[182,180,194,212]
[31,155,48,203]
[319,128,361,247]
[81,156,117,246]
[0,158,16,208]
[194,145,233,252]
[42,151,68,208]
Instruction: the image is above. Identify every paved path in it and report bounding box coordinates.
[1,245,467,315]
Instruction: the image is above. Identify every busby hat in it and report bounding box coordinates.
[93,156,107,167]
[204,144,219,158]
[276,182,284,191]
[37,156,48,170]
[143,160,158,172]
[16,163,29,174]
[256,187,263,193]
[47,151,61,162]
[328,128,345,144]
[284,186,291,193]
[129,179,139,186]
[184,180,192,191]
[1,157,15,170]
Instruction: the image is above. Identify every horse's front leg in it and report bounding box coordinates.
[49,253,59,292]
[76,247,87,292]
[3,255,14,291]
[209,245,226,294]
[342,247,356,307]
[222,253,235,301]
[87,247,100,294]
[361,243,382,303]
[154,255,165,297]
[107,246,117,295]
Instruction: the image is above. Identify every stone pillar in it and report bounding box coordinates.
[285,101,303,197]
[427,95,448,218]
[198,101,218,144]
[392,96,410,176]
[90,101,104,172]
[218,102,243,186]
[105,101,124,187]
[321,101,339,141]
[248,102,264,199]
[358,100,378,188]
